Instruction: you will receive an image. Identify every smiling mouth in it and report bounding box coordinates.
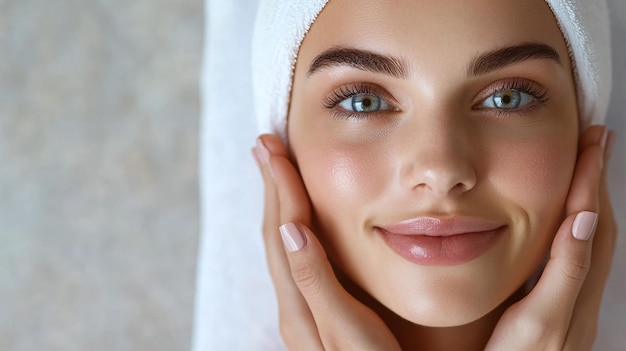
[375,216,506,266]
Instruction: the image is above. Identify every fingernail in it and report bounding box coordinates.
[606,130,615,162]
[572,211,599,241]
[256,138,270,166]
[600,127,609,150]
[279,222,306,252]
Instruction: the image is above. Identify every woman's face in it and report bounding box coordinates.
[288,0,578,327]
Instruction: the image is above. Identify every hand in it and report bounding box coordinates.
[253,124,616,351]
[485,125,617,351]
[253,135,401,351]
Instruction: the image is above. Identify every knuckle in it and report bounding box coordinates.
[561,256,590,283]
[291,263,323,296]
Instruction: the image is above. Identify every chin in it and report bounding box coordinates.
[390,292,498,327]
[352,260,518,328]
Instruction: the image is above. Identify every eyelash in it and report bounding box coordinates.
[473,78,549,117]
[322,82,397,120]
[321,78,550,120]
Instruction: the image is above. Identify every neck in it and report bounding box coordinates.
[337,270,525,351]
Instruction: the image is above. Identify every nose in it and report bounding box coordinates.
[400,120,477,198]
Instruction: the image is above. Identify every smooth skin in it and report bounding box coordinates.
[254,126,616,350]
[287,0,581,333]
[253,0,617,349]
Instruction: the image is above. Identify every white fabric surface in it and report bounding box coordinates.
[195,1,626,350]
[193,1,283,350]
[543,0,612,126]
[252,0,612,140]
[252,0,329,141]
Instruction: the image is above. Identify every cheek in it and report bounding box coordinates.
[497,145,567,193]
[296,148,367,257]
[328,156,360,198]
[489,132,576,229]
[300,147,381,211]
[294,139,396,255]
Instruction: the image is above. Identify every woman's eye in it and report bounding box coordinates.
[480,89,535,110]
[338,94,390,113]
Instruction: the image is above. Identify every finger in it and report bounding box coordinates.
[278,222,401,350]
[566,125,607,215]
[254,135,323,350]
[534,125,605,289]
[254,136,290,284]
[271,155,400,350]
[491,126,606,349]
[564,130,618,350]
[573,129,617,298]
[533,126,606,320]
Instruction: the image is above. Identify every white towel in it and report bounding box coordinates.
[544,0,612,126]
[195,1,619,350]
[252,0,612,138]
[251,0,330,141]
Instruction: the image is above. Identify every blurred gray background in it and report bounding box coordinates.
[0,0,624,350]
[0,1,201,350]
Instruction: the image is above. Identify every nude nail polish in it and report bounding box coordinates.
[572,211,599,241]
[279,222,306,252]
[256,138,270,166]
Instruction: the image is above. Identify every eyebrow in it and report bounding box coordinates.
[307,47,408,78]
[467,42,561,77]
[307,42,561,79]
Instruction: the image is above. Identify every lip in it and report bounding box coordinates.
[376,216,506,266]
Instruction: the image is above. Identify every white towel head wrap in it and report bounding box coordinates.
[252,0,612,139]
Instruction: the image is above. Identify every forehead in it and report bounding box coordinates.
[296,0,570,77]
